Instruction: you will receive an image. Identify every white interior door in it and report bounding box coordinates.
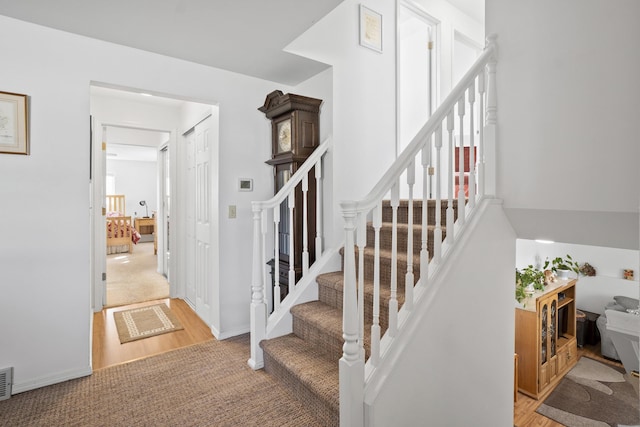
[185,130,197,307]
[194,117,213,324]
[91,120,107,312]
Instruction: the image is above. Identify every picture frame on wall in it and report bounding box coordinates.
[359,4,382,53]
[0,91,29,155]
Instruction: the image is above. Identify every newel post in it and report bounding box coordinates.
[248,203,266,370]
[484,33,498,196]
[339,201,364,427]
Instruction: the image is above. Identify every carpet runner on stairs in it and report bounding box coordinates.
[259,199,459,426]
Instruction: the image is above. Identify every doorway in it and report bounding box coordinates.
[104,130,170,307]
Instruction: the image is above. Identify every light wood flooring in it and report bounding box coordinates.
[92,298,213,370]
[514,342,625,427]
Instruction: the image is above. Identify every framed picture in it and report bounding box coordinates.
[0,91,29,155]
[359,4,382,53]
[238,178,253,192]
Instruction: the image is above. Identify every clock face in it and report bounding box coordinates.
[276,119,292,153]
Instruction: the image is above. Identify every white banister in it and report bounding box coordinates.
[468,79,476,209]
[339,35,497,426]
[434,125,443,263]
[370,203,382,366]
[457,95,466,225]
[357,213,367,361]
[249,138,331,370]
[388,181,399,337]
[405,161,415,311]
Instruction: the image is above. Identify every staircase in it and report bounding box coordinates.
[259,199,459,426]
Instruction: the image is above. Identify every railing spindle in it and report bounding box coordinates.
[478,70,485,198]
[457,96,466,225]
[315,160,323,257]
[288,191,295,289]
[302,174,309,274]
[357,213,367,361]
[388,181,399,337]
[420,142,430,282]
[468,80,476,209]
[370,203,382,366]
[434,125,443,263]
[405,161,415,311]
[446,112,455,245]
[273,205,281,311]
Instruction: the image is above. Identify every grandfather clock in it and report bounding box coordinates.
[259,90,322,304]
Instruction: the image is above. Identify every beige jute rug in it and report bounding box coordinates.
[114,303,183,343]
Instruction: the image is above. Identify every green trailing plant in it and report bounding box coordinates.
[515,265,545,303]
[545,254,580,277]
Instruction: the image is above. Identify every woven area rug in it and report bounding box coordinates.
[536,356,640,427]
[114,303,183,343]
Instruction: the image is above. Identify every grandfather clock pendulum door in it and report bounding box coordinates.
[259,90,322,303]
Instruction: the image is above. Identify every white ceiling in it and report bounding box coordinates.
[0,0,343,85]
[0,1,483,85]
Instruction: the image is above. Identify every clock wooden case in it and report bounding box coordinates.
[259,90,322,304]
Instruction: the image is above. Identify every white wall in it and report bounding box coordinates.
[367,201,516,426]
[286,0,397,247]
[0,14,290,392]
[486,0,640,250]
[517,239,639,315]
[107,159,157,219]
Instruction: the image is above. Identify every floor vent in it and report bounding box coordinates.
[0,367,13,400]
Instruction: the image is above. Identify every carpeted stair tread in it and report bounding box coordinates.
[260,334,339,424]
[291,301,344,360]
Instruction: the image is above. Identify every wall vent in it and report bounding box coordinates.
[0,367,13,400]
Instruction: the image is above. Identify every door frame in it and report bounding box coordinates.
[90,120,176,313]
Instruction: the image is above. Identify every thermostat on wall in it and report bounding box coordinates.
[238,178,253,192]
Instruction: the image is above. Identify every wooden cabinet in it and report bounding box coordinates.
[515,278,578,399]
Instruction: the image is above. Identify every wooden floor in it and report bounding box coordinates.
[514,342,624,427]
[92,298,214,370]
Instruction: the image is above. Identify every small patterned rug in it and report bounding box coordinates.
[536,356,639,427]
[114,303,183,343]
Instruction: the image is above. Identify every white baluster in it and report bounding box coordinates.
[457,95,466,225]
[302,174,309,275]
[478,69,486,198]
[288,191,295,289]
[273,204,281,312]
[388,181,399,337]
[357,213,366,361]
[315,159,323,257]
[261,210,268,306]
[248,205,266,369]
[434,125,443,263]
[339,201,364,427]
[405,161,415,311]
[420,143,430,284]
[485,34,498,196]
[370,203,382,366]
[446,111,455,244]
[468,80,476,209]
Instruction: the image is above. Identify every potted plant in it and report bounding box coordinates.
[545,254,580,279]
[516,265,545,304]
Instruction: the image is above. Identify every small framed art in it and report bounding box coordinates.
[359,4,382,53]
[0,91,29,155]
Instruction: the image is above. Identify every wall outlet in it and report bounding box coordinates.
[228,205,236,219]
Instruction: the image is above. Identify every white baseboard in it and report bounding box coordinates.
[12,366,92,395]
[210,325,250,340]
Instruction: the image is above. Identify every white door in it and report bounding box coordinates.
[185,130,197,307]
[91,120,107,311]
[194,118,212,324]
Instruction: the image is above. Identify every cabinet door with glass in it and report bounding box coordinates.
[538,294,558,391]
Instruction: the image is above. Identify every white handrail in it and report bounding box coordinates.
[253,138,331,211]
[347,35,497,215]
